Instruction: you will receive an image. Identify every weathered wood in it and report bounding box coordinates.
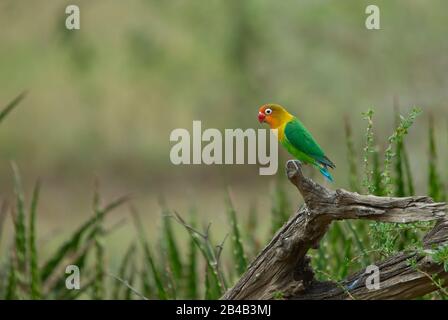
[222,161,448,300]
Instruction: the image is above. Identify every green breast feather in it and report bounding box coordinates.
[282,118,335,169]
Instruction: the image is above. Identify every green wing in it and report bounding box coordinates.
[284,118,335,168]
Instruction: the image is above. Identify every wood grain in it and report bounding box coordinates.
[222,161,448,300]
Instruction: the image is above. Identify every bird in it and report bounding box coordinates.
[258,103,335,182]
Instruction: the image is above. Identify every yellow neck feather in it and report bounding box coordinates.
[268,111,293,141]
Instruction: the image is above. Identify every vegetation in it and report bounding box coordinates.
[0,94,447,300]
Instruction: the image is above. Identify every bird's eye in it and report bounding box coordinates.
[265,108,272,115]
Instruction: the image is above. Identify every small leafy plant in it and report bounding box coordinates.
[0,94,446,299]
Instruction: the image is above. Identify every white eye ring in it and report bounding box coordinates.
[265,108,272,115]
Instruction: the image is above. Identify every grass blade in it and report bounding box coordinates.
[344,115,359,192]
[428,114,445,201]
[0,200,8,255]
[41,195,129,282]
[395,140,405,197]
[186,210,198,299]
[340,238,352,278]
[204,262,221,300]
[226,190,247,276]
[0,91,26,124]
[123,266,136,300]
[141,266,153,299]
[113,243,136,299]
[92,233,105,299]
[92,184,105,300]
[5,252,18,300]
[131,208,168,300]
[108,270,148,300]
[160,203,183,282]
[393,101,406,197]
[343,221,368,266]
[11,162,27,274]
[372,147,384,196]
[173,211,226,295]
[402,143,415,196]
[29,180,41,299]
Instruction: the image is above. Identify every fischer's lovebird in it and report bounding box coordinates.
[258,103,335,182]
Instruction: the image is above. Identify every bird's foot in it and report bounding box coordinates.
[287,159,302,171]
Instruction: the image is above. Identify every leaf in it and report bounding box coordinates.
[29,180,41,299]
[226,190,247,276]
[161,205,183,282]
[41,195,129,282]
[186,210,198,299]
[113,243,136,299]
[0,91,26,124]
[132,208,168,300]
[11,162,27,294]
[5,254,18,300]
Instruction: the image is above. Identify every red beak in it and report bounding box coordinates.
[258,112,266,123]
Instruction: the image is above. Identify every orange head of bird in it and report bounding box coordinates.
[258,103,292,128]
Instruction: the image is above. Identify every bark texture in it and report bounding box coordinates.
[222,161,448,300]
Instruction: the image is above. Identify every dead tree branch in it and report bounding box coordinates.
[222,161,448,300]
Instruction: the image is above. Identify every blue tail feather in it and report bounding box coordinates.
[319,167,334,182]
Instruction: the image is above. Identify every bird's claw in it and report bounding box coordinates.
[287,159,301,171]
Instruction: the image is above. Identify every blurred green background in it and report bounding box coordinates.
[0,1,447,259]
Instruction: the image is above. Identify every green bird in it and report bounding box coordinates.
[258,103,335,181]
